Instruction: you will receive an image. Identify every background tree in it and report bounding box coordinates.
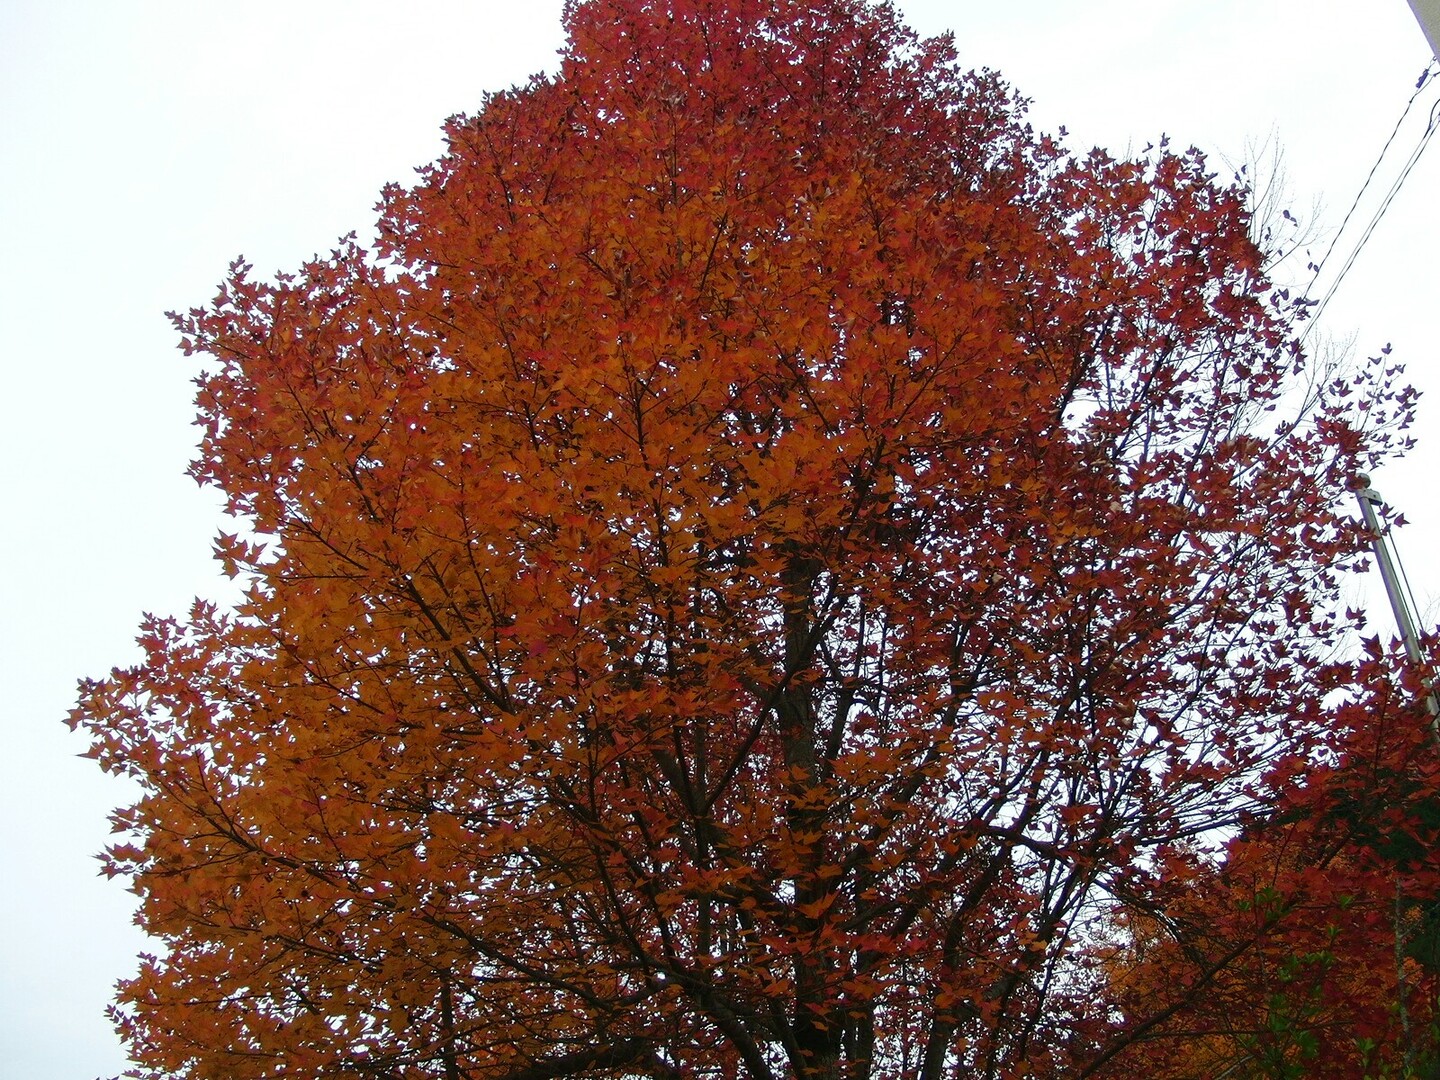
[72,0,1427,1076]
[1093,650,1440,1079]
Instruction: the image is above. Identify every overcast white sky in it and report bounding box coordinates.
[2,3,1436,1077]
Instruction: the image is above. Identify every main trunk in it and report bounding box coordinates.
[780,553,843,1080]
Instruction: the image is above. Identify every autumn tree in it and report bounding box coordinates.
[73,0,1428,1076]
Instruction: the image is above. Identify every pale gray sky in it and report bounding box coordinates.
[2,3,1435,1076]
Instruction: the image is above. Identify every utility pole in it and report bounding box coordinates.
[1407,0,1440,59]
[1352,473,1439,723]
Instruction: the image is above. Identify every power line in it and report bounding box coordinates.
[1304,95,1440,337]
[1298,61,1440,341]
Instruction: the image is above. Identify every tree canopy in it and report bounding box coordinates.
[72,0,1436,1077]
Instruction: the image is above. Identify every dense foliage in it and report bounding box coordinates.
[73,1,1435,1076]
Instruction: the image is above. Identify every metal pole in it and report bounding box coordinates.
[1351,473,1439,719]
